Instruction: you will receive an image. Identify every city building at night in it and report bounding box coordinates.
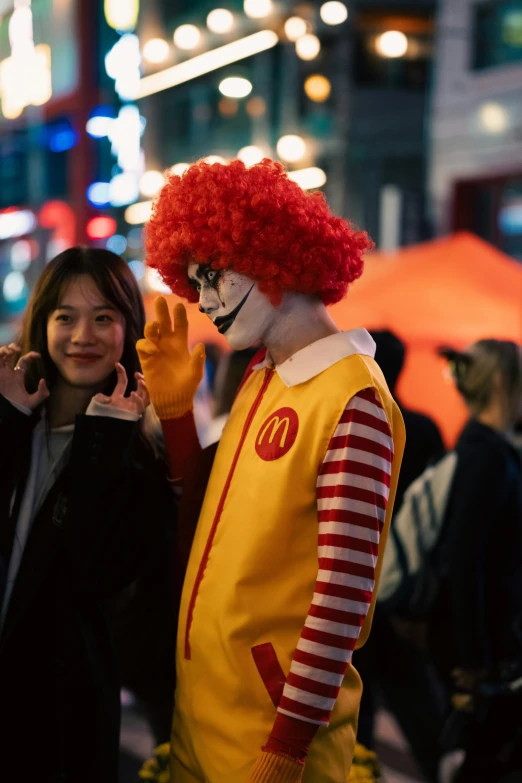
[429,0,522,260]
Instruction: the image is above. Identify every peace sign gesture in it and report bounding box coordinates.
[136,297,205,419]
[92,363,150,416]
[0,344,50,410]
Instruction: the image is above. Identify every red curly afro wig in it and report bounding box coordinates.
[145,158,373,306]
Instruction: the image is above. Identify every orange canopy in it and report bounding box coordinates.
[145,232,522,445]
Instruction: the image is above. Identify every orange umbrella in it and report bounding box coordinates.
[331,232,522,444]
[334,231,522,344]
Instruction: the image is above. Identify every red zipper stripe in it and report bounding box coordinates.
[184,368,273,659]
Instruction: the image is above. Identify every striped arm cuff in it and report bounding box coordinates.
[264,712,318,761]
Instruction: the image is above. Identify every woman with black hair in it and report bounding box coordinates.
[0,247,176,782]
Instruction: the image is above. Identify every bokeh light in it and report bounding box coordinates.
[146,267,171,294]
[276,134,306,162]
[169,163,190,176]
[143,38,170,64]
[244,0,273,19]
[106,234,127,255]
[219,77,253,98]
[86,216,117,240]
[479,102,510,133]
[320,2,348,25]
[284,17,307,42]
[173,24,201,50]
[304,74,331,102]
[375,30,408,58]
[139,170,165,197]
[246,96,266,116]
[296,34,321,61]
[10,240,33,271]
[207,9,235,34]
[3,270,27,303]
[128,260,146,280]
[219,97,239,116]
[205,155,227,164]
[127,227,144,249]
[237,145,267,166]
[87,182,111,207]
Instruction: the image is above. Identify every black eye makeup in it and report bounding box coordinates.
[203,267,222,288]
[189,265,222,291]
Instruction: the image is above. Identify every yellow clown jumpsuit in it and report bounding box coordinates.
[171,349,405,782]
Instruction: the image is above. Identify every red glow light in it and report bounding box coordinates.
[86,216,116,240]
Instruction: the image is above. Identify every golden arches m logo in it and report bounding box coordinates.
[255,407,299,461]
[258,415,290,448]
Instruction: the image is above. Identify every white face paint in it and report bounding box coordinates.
[187,263,277,350]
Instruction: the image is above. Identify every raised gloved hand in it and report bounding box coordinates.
[136,297,205,420]
[247,751,304,783]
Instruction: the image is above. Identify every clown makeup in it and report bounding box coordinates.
[187,263,276,350]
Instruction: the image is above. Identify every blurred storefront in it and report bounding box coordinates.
[429,0,522,261]
[0,0,102,337]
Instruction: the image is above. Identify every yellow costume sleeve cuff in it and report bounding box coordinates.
[247,751,304,783]
[150,392,194,420]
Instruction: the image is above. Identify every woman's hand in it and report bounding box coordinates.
[136,297,205,419]
[0,343,50,410]
[93,363,150,416]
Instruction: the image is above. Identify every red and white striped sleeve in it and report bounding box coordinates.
[263,388,394,760]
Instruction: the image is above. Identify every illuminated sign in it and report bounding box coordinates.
[0,0,79,123]
[0,3,52,119]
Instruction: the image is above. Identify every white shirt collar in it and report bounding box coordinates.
[253,329,376,388]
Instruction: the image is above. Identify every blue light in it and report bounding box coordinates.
[89,104,115,119]
[127,227,143,249]
[106,234,127,255]
[2,271,28,313]
[48,120,78,152]
[499,204,522,236]
[87,182,111,207]
[49,130,77,152]
[128,260,145,280]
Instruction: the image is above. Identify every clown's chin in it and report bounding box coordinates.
[223,326,259,351]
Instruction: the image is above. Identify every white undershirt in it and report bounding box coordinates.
[0,398,140,630]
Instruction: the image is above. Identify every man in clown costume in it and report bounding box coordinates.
[137,159,405,783]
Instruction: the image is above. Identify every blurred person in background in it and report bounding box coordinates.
[0,248,175,783]
[203,347,258,447]
[430,341,522,783]
[192,342,223,446]
[511,417,522,462]
[371,331,445,511]
[355,330,446,783]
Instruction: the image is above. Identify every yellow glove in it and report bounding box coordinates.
[136,297,205,419]
[247,751,304,783]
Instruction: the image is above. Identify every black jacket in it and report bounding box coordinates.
[395,406,445,512]
[435,420,522,675]
[0,395,176,782]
